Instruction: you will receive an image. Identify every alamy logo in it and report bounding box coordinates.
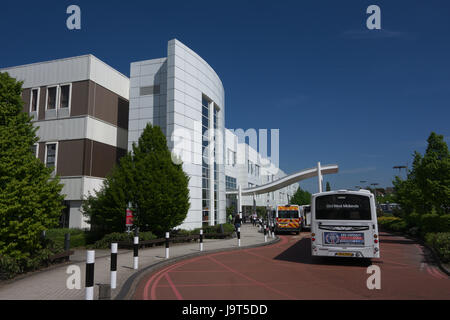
[366,5,381,30]
[170,124,280,173]
[366,265,381,290]
[66,5,81,30]
[66,265,81,289]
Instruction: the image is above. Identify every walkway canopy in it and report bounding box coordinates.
[226,164,339,196]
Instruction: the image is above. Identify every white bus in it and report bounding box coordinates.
[311,190,380,259]
[300,205,311,230]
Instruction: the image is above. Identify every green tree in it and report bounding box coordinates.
[290,187,312,205]
[325,181,331,191]
[83,124,190,237]
[393,132,450,216]
[0,72,64,262]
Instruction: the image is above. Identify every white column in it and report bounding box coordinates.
[238,185,242,219]
[317,162,323,193]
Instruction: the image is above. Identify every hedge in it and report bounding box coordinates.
[425,233,450,263]
[92,231,157,249]
[46,228,87,248]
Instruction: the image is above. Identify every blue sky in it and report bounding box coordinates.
[1,0,449,193]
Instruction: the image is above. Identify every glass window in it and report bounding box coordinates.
[46,143,57,169]
[59,85,70,108]
[315,194,372,220]
[140,85,160,96]
[31,144,38,157]
[47,87,57,110]
[31,89,38,112]
[278,210,300,219]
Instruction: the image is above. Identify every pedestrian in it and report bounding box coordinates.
[228,213,233,224]
[233,214,242,232]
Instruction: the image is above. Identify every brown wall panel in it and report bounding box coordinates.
[83,139,93,176]
[21,88,30,113]
[38,86,46,120]
[90,141,126,178]
[57,140,85,176]
[70,81,90,116]
[38,142,45,162]
[34,138,125,178]
[91,81,129,130]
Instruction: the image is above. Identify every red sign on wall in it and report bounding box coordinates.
[126,208,134,226]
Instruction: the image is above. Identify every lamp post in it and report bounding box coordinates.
[393,165,408,180]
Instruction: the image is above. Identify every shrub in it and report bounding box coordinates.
[92,232,132,249]
[92,231,157,249]
[46,228,87,248]
[439,214,450,232]
[421,213,443,234]
[0,255,22,280]
[425,233,450,263]
[390,220,408,232]
[378,216,403,229]
[405,212,421,228]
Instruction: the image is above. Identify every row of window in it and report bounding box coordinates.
[227,148,236,166]
[247,160,260,177]
[225,175,236,190]
[29,83,72,115]
[31,142,58,170]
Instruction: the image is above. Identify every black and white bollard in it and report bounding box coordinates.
[237,227,241,247]
[199,229,203,252]
[133,236,139,270]
[110,243,117,289]
[264,225,267,242]
[165,232,170,259]
[85,250,95,300]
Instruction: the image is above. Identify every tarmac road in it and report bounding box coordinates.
[132,231,450,300]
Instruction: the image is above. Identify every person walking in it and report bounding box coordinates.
[233,214,242,232]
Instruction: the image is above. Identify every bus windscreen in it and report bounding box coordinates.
[315,195,371,220]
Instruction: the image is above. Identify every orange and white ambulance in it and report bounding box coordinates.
[274,204,302,234]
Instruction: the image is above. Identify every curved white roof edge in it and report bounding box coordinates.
[226,164,339,196]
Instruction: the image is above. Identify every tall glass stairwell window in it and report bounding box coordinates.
[213,105,219,224]
[202,97,210,226]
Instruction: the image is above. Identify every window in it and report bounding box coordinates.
[226,176,237,190]
[255,165,260,177]
[45,143,58,170]
[31,143,38,158]
[46,84,72,113]
[227,149,236,166]
[140,85,160,96]
[315,194,372,220]
[30,88,39,112]
[59,85,70,108]
[46,87,57,110]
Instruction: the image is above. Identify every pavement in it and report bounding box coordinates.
[0,223,276,300]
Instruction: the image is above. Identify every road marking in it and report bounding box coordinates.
[207,255,297,300]
[164,272,183,300]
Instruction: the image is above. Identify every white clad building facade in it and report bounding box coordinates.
[129,39,226,230]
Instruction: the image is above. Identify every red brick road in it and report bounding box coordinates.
[133,232,450,300]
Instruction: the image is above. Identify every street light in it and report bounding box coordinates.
[393,165,408,179]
